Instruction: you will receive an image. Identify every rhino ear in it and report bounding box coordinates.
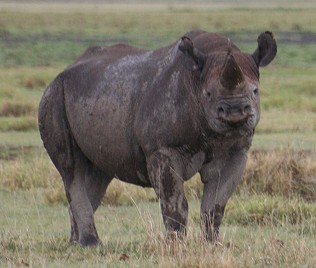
[252,31,277,67]
[178,36,206,71]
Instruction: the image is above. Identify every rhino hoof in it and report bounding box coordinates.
[78,235,103,247]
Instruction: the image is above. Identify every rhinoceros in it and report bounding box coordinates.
[38,30,277,246]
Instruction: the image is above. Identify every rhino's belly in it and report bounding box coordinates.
[74,123,151,186]
[65,101,151,187]
[79,137,150,187]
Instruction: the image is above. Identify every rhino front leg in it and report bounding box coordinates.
[200,148,248,242]
[147,148,188,237]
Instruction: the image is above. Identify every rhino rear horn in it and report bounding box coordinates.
[252,31,277,67]
[179,36,206,71]
[220,53,245,89]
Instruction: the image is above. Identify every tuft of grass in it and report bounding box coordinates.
[243,149,316,201]
[22,77,47,89]
[44,182,68,206]
[0,151,59,191]
[0,101,37,117]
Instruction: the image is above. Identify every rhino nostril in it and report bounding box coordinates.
[243,105,251,114]
[217,106,225,116]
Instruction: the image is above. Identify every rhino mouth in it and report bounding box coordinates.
[219,113,249,124]
[216,113,256,131]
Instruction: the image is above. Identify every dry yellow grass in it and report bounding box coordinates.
[243,149,316,201]
[1,147,315,204]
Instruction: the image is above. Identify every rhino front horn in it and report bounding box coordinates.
[220,53,245,90]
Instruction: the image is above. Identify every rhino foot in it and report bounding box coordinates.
[75,234,103,247]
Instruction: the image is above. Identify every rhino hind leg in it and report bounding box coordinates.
[39,80,109,247]
[85,165,113,213]
[65,160,112,246]
[146,148,188,238]
[66,160,112,246]
[67,164,112,244]
[64,155,101,246]
[68,205,79,244]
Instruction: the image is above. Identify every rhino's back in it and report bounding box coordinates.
[68,43,146,68]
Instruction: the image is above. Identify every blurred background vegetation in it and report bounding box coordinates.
[1,0,316,147]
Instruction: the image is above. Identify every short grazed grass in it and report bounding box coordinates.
[1,3,316,66]
[0,131,41,147]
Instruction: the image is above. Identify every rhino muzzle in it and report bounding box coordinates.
[216,99,252,125]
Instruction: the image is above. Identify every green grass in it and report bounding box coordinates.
[2,4,316,34]
[0,131,41,147]
[1,4,316,66]
[0,2,316,267]
[0,116,38,132]
[253,132,316,150]
[1,190,315,267]
[0,146,315,268]
[260,67,316,111]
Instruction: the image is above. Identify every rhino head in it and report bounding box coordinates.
[179,31,277,135]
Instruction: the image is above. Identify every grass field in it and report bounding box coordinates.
[1,1,316,267]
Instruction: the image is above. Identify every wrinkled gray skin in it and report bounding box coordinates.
[38,30,277,246]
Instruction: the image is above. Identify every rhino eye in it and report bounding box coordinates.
[203,89,212,100]
[253,88,259,96]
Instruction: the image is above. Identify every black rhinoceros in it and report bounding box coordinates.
[38,30,277,246]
